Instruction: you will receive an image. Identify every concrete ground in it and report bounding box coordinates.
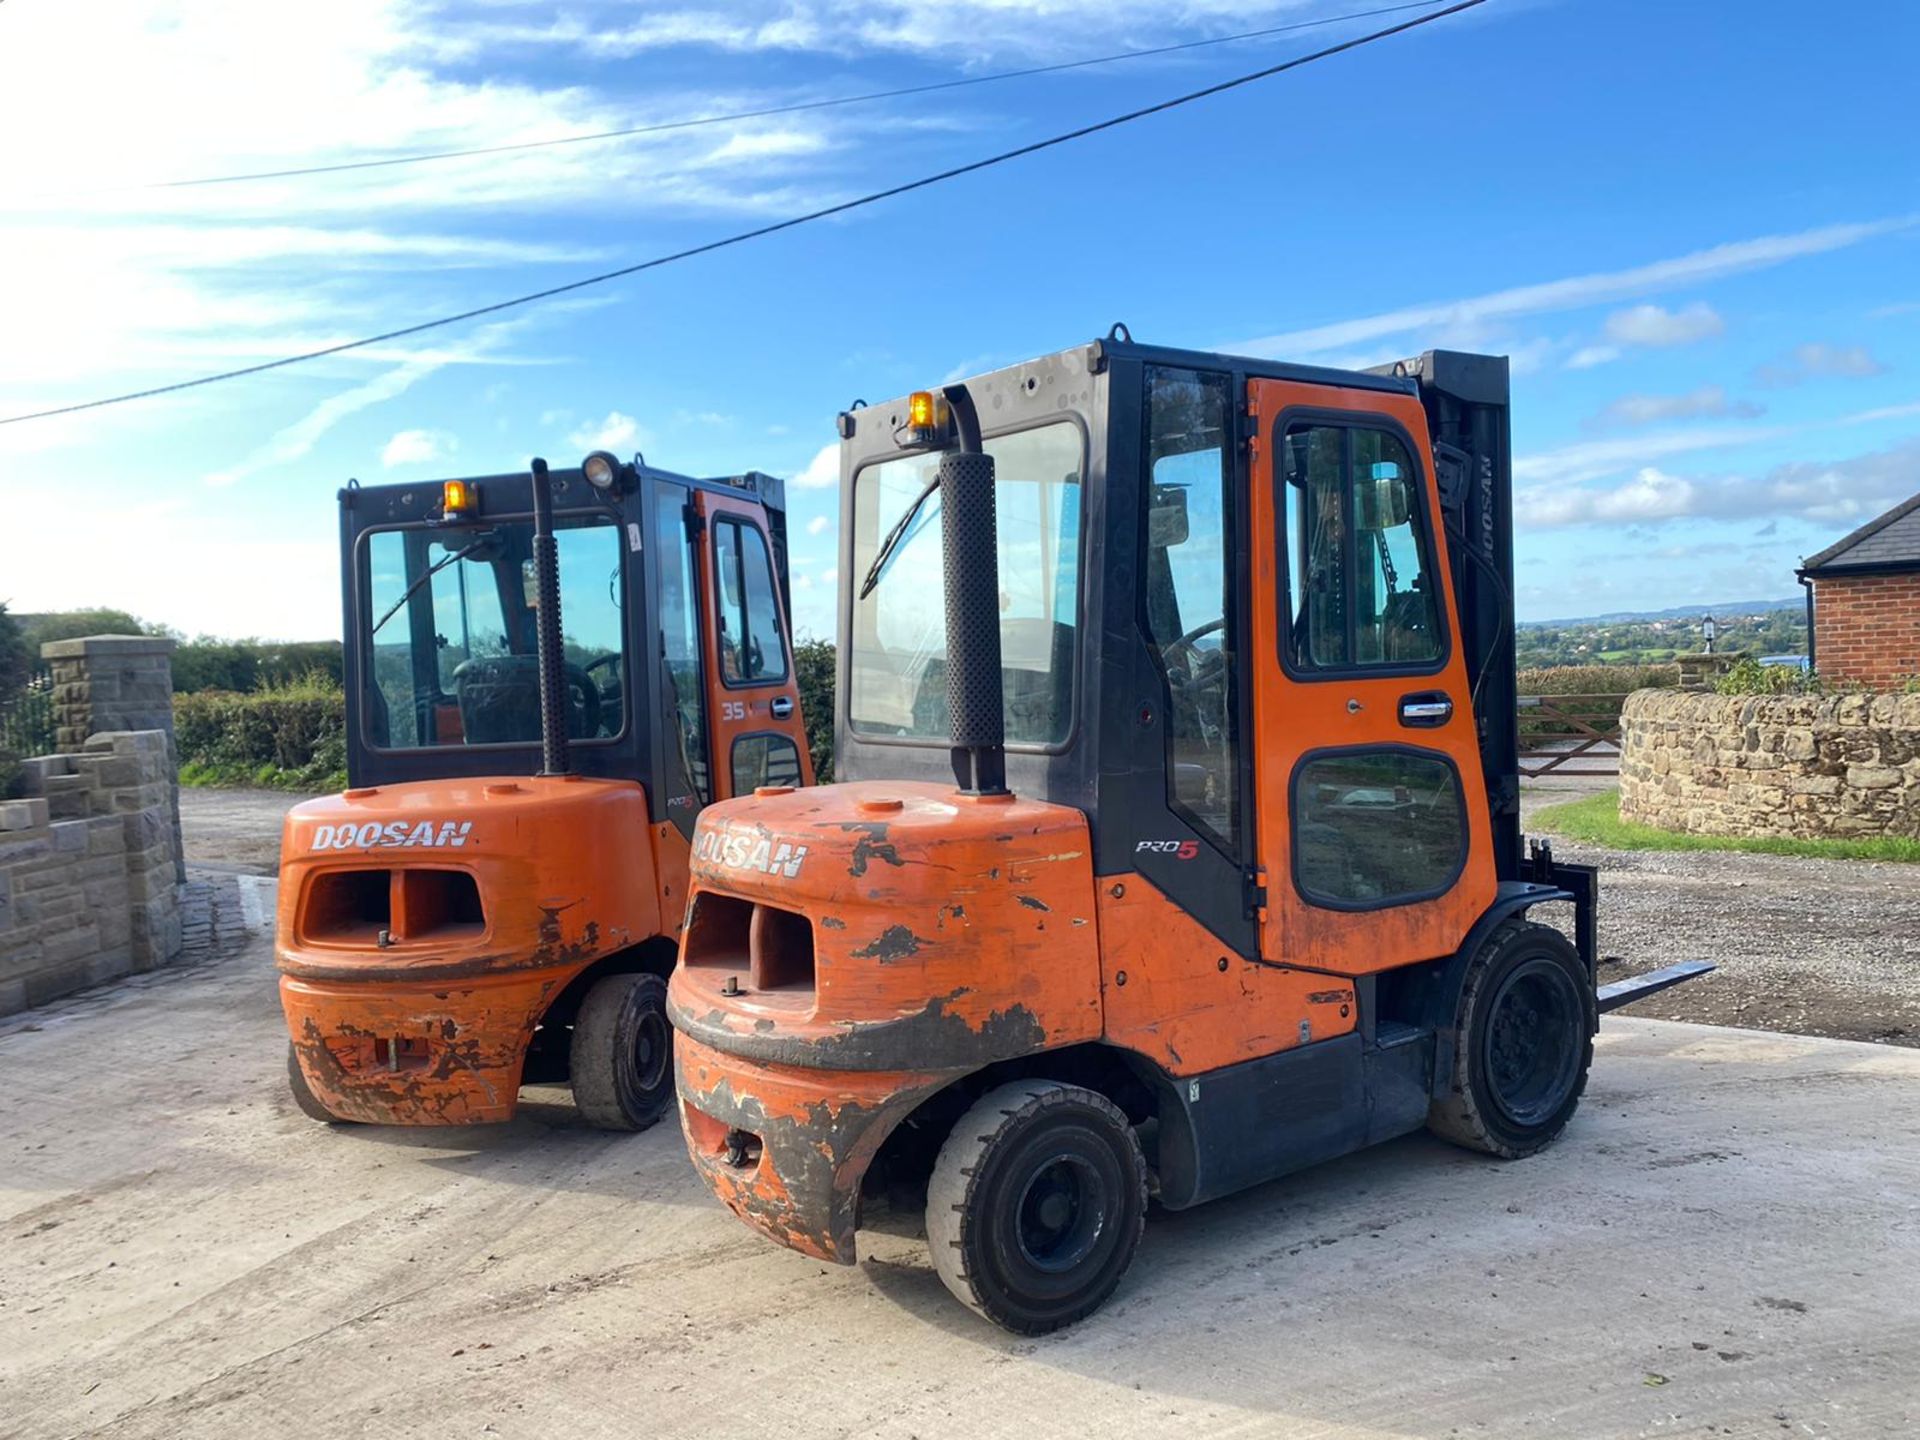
[2,907,1917,1439]
[176,787,300,874]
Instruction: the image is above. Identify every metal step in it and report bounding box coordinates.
[1374,1020,1426,1048]
[1596,961,1716,1015]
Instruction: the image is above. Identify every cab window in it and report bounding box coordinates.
[1282,422,1441,671]
[1294,750,1465,906]
[714,519,788,687]
[1142,366,1240,854]
[364,518,624,750]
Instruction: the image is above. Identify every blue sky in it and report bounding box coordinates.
[2,0,1916,640]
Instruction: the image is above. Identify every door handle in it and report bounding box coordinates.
[771,695,794,720]
[1398,693,1453,727]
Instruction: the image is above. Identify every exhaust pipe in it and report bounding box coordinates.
[938,386,1006,796]
[529,457,571,777]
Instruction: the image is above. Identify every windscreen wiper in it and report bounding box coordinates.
[370,536,490,636]
[858,476,941,601]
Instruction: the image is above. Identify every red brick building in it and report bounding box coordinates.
[1798,492,1920,687]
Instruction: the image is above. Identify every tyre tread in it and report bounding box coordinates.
[1427,919,1593,1159]
[570,972,672,1133]
[926,1079,1146,1334]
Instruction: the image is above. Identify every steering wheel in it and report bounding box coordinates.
[564,661,603,738]
[1162,617,1227,680]
[584,651,622,719]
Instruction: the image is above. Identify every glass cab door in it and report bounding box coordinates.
[1246,378,1496,975]
[692,489,813,801]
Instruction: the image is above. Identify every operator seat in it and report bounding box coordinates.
[453,654,543,745]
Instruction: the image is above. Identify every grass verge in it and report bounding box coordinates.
[1530,789,1920,863]
[179,759,346,795]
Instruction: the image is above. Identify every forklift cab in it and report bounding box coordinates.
[339,459,811,825]
[275,455,813,1132]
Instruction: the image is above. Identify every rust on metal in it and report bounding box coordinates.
[277,775,660,1125]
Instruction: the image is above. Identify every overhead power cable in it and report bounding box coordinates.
[0,0,1484,428]
[127,2,1447,193]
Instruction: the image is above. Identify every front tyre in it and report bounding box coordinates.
[569,973,674,1132]
[1428,920,1596,1159]
[926,1080,1147,1334]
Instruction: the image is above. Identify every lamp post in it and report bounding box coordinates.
[1703,614,1717,654]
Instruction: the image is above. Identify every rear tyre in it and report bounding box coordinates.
[286,1042,351,1125]
[570,973,674,1132]
[1428,920,1595,1159]
[926,1080,1146,1334]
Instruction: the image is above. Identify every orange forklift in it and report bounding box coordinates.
[668,334,1711,1330]
[278,451,811,1129]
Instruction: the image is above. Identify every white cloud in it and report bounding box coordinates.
[205,355,444,487]
[1235,217,1910,358]
[1755,342,1890,387]
[381,428,454,467]
[0,0,891,420]
[1601,301,1725,348]
[805,515,831,536]
[568,411,643,452]
[1519,436,1920,531]
[1591,385,1763,429]
[1845,400,1920,424]
[1565,345,1622,370]
[1515,424,1789,488]
[477,1,1442,64]
[791,443,839,489]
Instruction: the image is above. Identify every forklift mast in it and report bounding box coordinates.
[1369,351,1520,880]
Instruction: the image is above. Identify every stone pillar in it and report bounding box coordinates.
[41,635,184,882]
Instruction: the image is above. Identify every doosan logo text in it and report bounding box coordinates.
[311,820,473,851]
[695,827,807,878]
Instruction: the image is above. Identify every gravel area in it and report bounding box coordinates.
[1522,780,1920,1049]
[178,786,302,873]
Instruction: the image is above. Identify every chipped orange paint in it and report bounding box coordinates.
[671,781,1102,1056]
[668,780,1103,1258]
[1097,875,1356,1075]
[277,775,661,1124]
[676,1031,949,1261]
[1246,379,1498,973]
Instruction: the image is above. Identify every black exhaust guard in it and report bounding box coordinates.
[528,457,571,777]
[938,386,1006,795]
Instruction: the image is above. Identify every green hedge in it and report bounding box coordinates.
[794,638,835,782]
[1515,663,1680,696]
[174,678,347,793]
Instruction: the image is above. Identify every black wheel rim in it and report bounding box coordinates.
[1484,958,1582,1128]
[632,1006,671,1093]
[1013,1150,1109,1274]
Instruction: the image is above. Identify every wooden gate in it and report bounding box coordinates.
[1517,692,1625,778]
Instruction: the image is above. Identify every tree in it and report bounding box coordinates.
[793,638,836,781]
[0,601,30,696]
[18,607,156,650]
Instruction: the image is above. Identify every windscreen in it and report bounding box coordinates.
[362,517,625,750]
[847,422,1083,747]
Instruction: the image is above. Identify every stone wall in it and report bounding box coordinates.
[42,634,184,882]
[0,732,184,1015]
[1621,689,1920,840]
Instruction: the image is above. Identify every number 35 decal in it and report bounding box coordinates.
[722,700,749,722]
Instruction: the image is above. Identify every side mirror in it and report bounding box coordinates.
[1148,484,1190,548]
[1356,463,1411,530]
